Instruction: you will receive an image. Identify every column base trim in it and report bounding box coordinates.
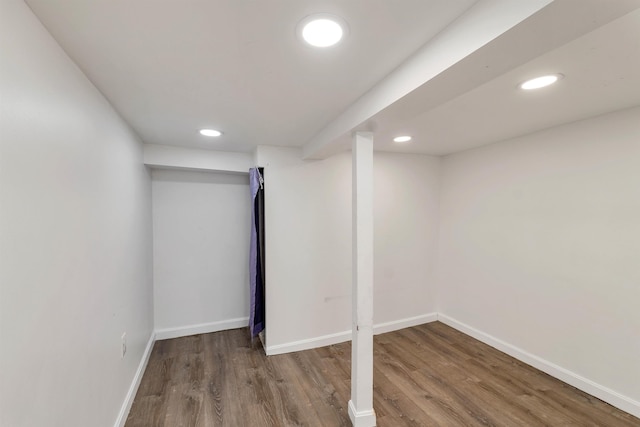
[348,400,376,427]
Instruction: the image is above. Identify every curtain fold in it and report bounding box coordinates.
[249,168,265,337]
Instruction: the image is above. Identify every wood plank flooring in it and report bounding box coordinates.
[125,322,639,426]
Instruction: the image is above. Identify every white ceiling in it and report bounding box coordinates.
[323,1,640,157]
[24,0,477,152]
[25,0,640,157]
[404,8,640,155]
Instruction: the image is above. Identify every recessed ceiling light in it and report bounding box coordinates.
[298,14,347,47]
[519,74,564,90]
[200,129,222,137]
[393,136,412,143]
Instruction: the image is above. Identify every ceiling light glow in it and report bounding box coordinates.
[393,136,412,143]
[298,14,347,48]
[519,74,563,90]
[200,129,222,137]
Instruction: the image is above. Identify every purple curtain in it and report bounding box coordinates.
[249,168,265,337]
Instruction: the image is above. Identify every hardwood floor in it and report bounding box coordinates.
[125,322,639,426]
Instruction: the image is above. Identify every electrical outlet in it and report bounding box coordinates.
[121,332,127,359]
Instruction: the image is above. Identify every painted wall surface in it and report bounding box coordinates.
[437,107,640,404]
[151,169,250,331]
[258,146,440,350]
[374,153,440,325]
[0,1,154,426]
[258,147,353,350]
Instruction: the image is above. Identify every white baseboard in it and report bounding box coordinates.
[266,329,351,355]
[113,317,248,426]
[437,313,640,418]
[114,331,155,427]
[114,313,640,423]
[374,313,438,335]
[155,317,249,341]
[265,312,438,356]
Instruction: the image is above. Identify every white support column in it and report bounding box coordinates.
[348,132,376,427]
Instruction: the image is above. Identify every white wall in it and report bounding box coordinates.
[257,146,440,353]
[437,107,640,411]
[151,169,250,335]
[374,153,440,326]
[259,147,353,352]
[0,1,154,426]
